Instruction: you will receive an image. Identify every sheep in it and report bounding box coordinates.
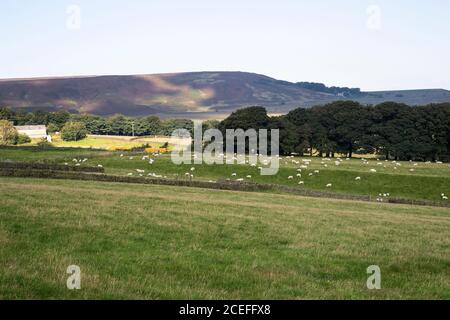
[443,196,448,200]
[298,181,304,185]
[231,173,237,176]
[246,175,252,179]
[355,176,361,181]
[136,169,145,173]
[97,164,103,168]
[296,173,301,177]
[288,176,294,180]
[127,173,133,176]
[190,167,195,171]
[370,169,377,173]
[236,178,244,182]
[314,170,320,174]
[326,183,332,188]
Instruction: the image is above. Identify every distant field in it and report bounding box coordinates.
[0,177,449,299]
[25,134,185,150]
[1,147,450,203]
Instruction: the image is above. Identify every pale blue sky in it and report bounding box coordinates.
[0,0,449,91]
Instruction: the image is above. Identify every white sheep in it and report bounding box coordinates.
[288,176,294,180]
[355,176,361,181]
[326,183,332,188]
[298,181,304,185]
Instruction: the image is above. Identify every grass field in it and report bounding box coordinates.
[1,146,450,203]
[0,177,449,299]
[25,134,184,150]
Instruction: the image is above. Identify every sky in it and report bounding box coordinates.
[0,0,449,91]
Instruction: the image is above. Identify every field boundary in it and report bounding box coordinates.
[0,161,105,173]
[1,168,449,208]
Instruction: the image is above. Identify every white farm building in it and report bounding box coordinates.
[14,125,47,139]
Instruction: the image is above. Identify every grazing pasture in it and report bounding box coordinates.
[1,147,449,203]
[0,177,449,299]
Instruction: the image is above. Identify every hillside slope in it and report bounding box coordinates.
[1,71,449,117]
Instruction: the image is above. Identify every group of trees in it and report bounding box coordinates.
[0,108,202,137]
[218,102,450,161]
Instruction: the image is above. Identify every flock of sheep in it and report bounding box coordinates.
[66,152,449,202]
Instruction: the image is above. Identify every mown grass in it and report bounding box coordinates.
[1,147,450,202]
[0,177,449,299]
[25,135,174,150]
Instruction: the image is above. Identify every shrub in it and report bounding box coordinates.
[130,143,150,152]
[61,122,88,141]
[16,133,31,145]
[36,139,54,149]
[160,142,169,149]
[0,120,18,145]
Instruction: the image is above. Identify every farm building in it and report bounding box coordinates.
[14,125,47,139]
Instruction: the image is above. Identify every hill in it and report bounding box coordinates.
[1,71,449,117]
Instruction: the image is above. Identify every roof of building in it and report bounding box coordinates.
[14,125,47,130]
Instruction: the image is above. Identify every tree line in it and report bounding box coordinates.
[0,108,216,137]
[219,101,450,161]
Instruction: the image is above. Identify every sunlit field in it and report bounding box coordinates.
[0,177,449,299]
[1,146,450,203]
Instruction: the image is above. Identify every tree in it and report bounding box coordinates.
[48,110,70,130]
[61,122,88,141]
[46,123,59,134]
[0,120,18,145]
[0,107,12,120]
